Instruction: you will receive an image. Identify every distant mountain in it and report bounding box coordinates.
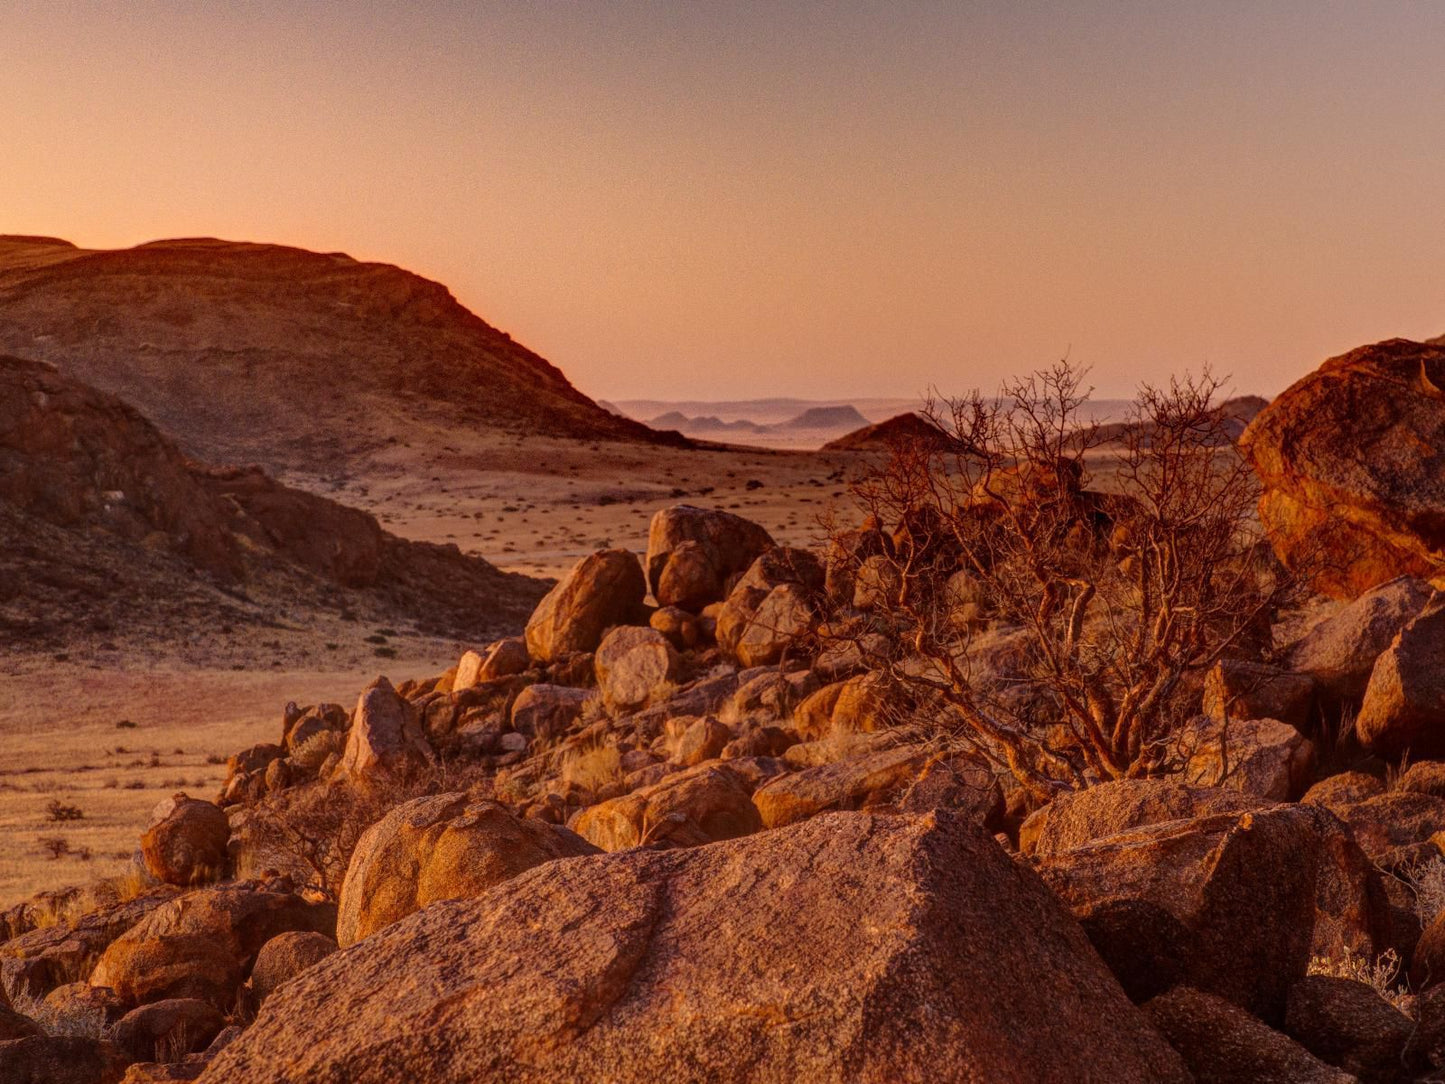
[1093,395,1270,446]
[776,405,869,430]
[823,412,953,451]
[0,236,683,477]
[649,411,766,435]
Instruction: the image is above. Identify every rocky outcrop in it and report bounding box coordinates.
[594,626,679,711]
[89,882,333,1010]
[644,506,775,611]
[338,677,433,786]
[524,549,646,662]
[1356,593,1445,758]
[571,764,761,852]
[1243,338,1445,598]
[336,795,596,946]
[199,812,1190,1083]
[0,235,679,480]
[140,795,231,886]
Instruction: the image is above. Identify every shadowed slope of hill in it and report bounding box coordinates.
[0,236,683,476]
[0,354,546,658]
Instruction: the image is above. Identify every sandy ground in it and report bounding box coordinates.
[0,651,457,904]
[291,433,862,580]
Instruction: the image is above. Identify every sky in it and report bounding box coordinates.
[4,2,1445,402]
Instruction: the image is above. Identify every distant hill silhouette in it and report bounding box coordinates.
[776,405,869,430]
[1093,395,1270,446]
[0,236,684,476]
[823,411,953,451]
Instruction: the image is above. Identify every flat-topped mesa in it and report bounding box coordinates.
[0,235,686,475]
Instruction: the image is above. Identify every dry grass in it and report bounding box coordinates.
[1308,948,1410,1011]
[560,741,623,793]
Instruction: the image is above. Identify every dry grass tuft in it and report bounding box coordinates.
[561,741,622,793]
[1308,947,1409,1011]
[1402,856,1445,928]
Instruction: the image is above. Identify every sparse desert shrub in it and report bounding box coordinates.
[1308,947,1409,1011]
[115,719,137,729]
[1404,856,1445,928]
[38,835,72,859]
[45,798,84,822]
[828,362,1303,799]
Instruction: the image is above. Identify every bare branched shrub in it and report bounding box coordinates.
[237,758,490,898]
[45,798,84,822]
[827,361,1300,798]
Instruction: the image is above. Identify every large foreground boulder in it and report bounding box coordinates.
[199,812,1189,1083]
[336,794,598,946]
[1243,337,1445,598]
[524,549,646,662]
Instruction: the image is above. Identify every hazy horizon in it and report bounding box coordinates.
[8,3,1445,402]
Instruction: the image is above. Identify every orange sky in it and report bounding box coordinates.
[5,2,1445,401]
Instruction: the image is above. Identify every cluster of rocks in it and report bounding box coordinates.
[18,327,1445,1083]
[1,497,1443,1081]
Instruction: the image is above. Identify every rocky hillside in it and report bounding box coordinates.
[0,236,682,476]
[822,410,953,451]
[0,354,545,657]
